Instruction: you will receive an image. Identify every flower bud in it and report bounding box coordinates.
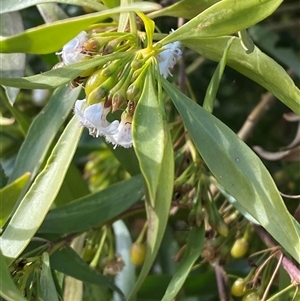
[126,83,140,101]
[131,58,144,70]
[101,60,122,78]
[83,38,100,53]
[127,100,136,116]
[111,91,126,112]
[85,68,107,97]
[88,86,108,105]
[79,57,96,78]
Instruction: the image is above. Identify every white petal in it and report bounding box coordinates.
[83,103,119,137]
[106,118,133,148]
[157,40,182,78]
[83,103,103,128]
[60,31,89,65]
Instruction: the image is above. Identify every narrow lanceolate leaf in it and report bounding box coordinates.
[160,0,283,44]
[129,71,174,300]
[50,246,123,295]
[0,3,161,54]
[39,175,144,233]
[163,79,300,263]
[0,0,106,14]
[0,172,30,227]
[0,116,83,262]
[0,252,28,301]
[0,12,25,104]
[183,37,300,115]
[148,0,220,20]
[9,85,80,184]
[128,129,174,300]
[40,253,60,301]
[161,226,205,301]
[203,37,234,113]
[37,3,68,23]
[132,67,165,205]
[0,52,128,89]
[1,83,30,136]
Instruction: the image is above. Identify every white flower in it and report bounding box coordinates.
[74,99,119,137]
[74,99,89,126]
[157,30,182,78]
[106,112,133,149]
[57,31,89,65]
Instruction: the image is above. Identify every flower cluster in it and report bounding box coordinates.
[57,29,181,148]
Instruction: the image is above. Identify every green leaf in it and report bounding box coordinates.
[0,116,83,262]
[39,174,143,233]
[50,246,123,295]
[238,29,255,54]
[54,163,90,207]
[128,72,174,300]
[161,226,205,301]
[161,0,283,44]
[136,12,155,48]
[132,68,165,205]
[138,273,217,299]
[112,220,136,300]
[37,3,68,23]
[40,253,60,301]
[0,163,8,188]
[0,53,128,89]
[106,145,140,176]
[8,85,80,184]
[0,12,25,104]
[203,37,234,113]
[0,0,106,14]
[182,36,300,115]
[148,0,220,19]
[0,252,28,301]
[0,172,30,227]
[0,86,30,135]
[163,79,300,263]
[0,3,161,54]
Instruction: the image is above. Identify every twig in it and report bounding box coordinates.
[214,262,230,301]
[253,225,300,283]
[237,92,276,141]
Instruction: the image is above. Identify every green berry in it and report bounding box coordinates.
[231,278,246,297]
[242,291,260,301]
[230,237,249,258]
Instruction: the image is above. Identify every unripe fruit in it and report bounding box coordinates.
[231,278,246,297]
[130,242,146,266]
[242,291,260,301]
[230,237,249,258]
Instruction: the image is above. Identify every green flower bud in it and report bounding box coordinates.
[131,58,144,70]
[85,68,107,97]
[88,85,108,105]
[101,60,122,77]
[79,56,96,78]
[126,84,140,101]
[111,91,126,112]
